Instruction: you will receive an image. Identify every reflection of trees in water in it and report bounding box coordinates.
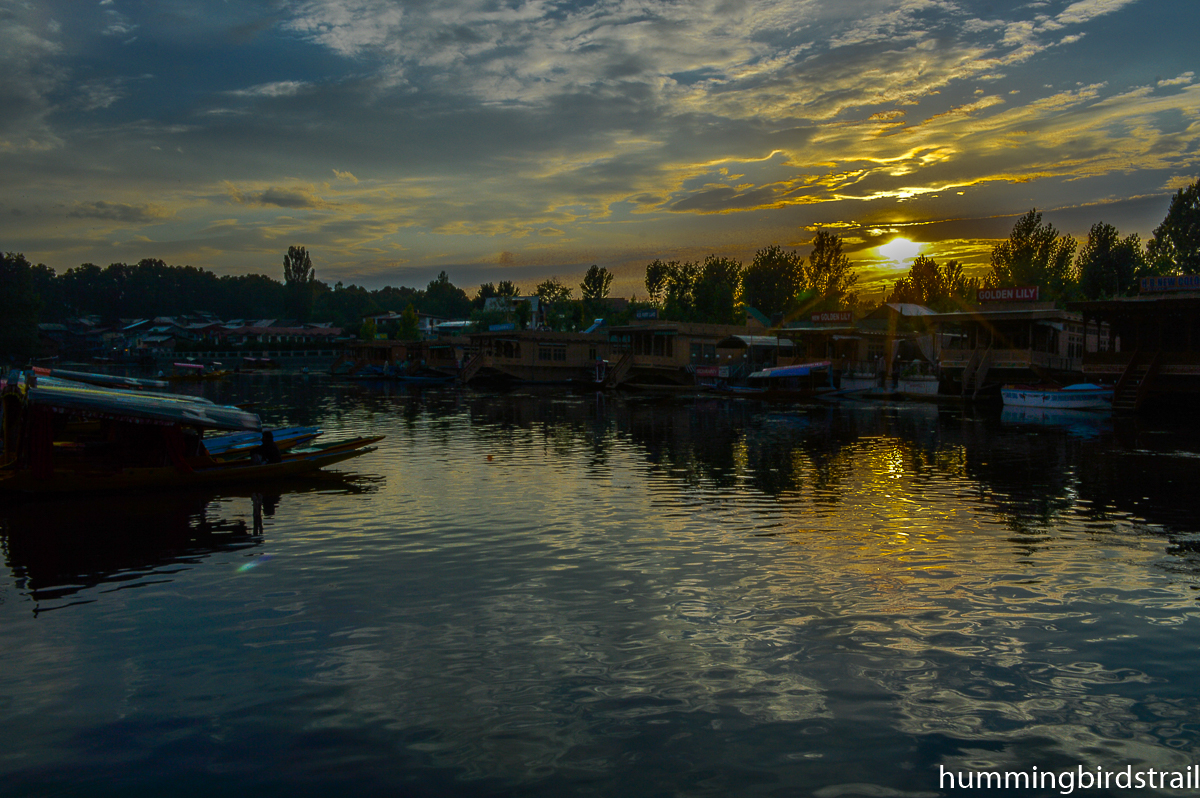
[334,381,1200,542]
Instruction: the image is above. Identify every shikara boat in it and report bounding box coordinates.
[167,361,229,382]
[204,426,323,461]
[1001,382,1113,410]
[0,371,380,494]
[733,361,836,402]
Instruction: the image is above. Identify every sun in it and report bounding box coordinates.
[877,237,923,264]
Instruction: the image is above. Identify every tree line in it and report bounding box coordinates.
[2,181,1197,360]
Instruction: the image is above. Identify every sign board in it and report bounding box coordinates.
[695,366,719,378]
[635,308,659,320]
[1140,275,1200,293]
[977,286,1039,302]
[812,311,852,324]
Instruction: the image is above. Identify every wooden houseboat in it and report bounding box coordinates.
[1070,285,1200,412]
[603,322,754,389]
[460,330,611,385]
[929,304,1087,400]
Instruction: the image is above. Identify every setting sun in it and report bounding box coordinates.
[877,237,923,264]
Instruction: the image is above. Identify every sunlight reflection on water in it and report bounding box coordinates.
[3,379,1200,796]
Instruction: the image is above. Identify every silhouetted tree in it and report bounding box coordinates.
[1076,222,1146,299]
[423,271,471,318]
[693,255,743,324]
[580,265,614,303]
[887,255,977,311]
[742,246,804,317]
[0,252,42,362]
[283,246,316,322]
[804,230,858,312]
[985,210,1077,303]
[1147,181,1200,274]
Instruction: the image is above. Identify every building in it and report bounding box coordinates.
[1069,286,1200,411]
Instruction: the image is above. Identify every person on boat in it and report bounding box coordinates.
[257,430,282,464]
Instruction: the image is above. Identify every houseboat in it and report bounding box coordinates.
[460,330,610,386]
[929,303,1087,400]
[1070,286,1200,412]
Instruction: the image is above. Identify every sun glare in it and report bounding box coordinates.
[878,237,922,264]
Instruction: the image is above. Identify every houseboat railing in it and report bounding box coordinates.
[459,352,486,384]
[603,350,634,388]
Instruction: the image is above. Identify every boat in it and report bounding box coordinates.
[167,361,229,381]
[203,426,323,461]
[734,361,836,402]
[240,357,279,371]
[1001,382,1113,410]
[31,366,169,391]
[0,371,380,494]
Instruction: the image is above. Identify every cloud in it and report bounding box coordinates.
[225,183,331,209]
[227,80,310,98]
[68,201,172,223]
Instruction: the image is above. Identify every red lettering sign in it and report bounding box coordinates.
[977,286,1039,302]
[811,311,853,323]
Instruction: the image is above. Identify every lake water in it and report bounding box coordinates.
[3,374,1200,797]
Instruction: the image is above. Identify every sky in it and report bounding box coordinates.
[2,0,1197,301]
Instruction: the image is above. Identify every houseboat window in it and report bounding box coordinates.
[538,347,552,361]
[553,347,566,361]
[653,335,665,357]
[588,347,597,361]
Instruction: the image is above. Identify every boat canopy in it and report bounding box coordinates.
[32,367,169,391]
[748,361,832,379]
[24,382,260,431]
[173,361,206,370]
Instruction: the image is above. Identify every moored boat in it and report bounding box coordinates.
[1,371,380,494]
[1001,382,1113,410]
[738,361,835,402]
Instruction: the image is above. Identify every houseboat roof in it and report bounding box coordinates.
[928,307,1082,323]
[748,361,832,379]
[716,335,796,349]
[1068,292,1200,312]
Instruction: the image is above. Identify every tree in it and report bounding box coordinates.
[535,276,573,304]
[742,246,804,317]
[1076,222,1147,299]
[1147,181,1200,274]
[399,303,420,340]
[804,230,858,312]
[580,265,614,303]
[985,210,1077,303]
[283,245,316,322]
[693,255,743,324]
[887,255,977,311]
[475,282,498,310]
[423,271,471,318]
[0,252,42,362]
[359,317,377,341]
[496,280,520,298]
[535,277,575,330]
[643,260,699,320]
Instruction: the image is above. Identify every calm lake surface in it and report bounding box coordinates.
[4,374,1200,797]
